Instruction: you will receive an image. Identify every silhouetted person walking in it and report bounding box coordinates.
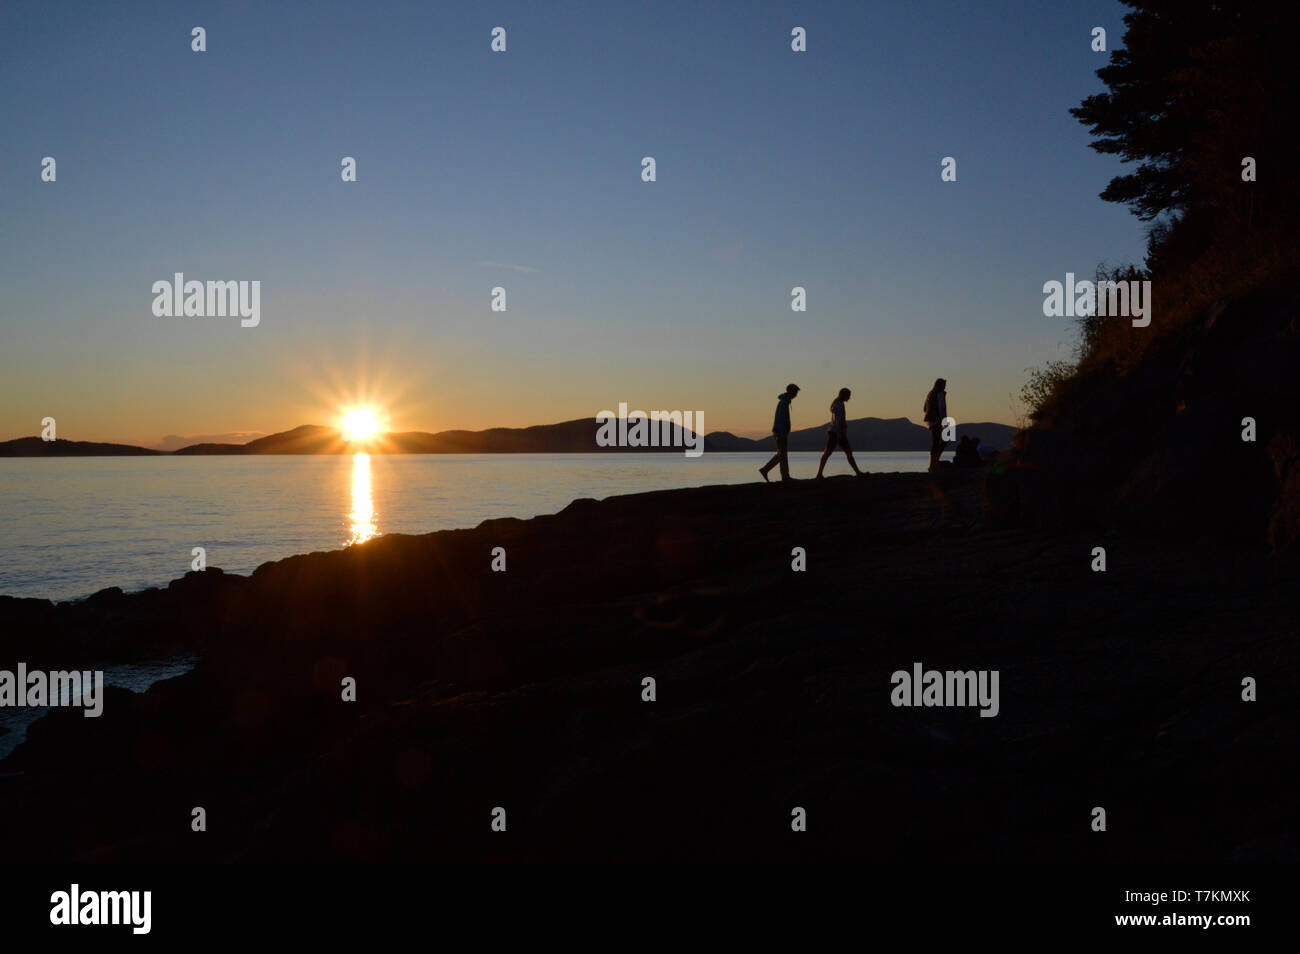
[816,387,865,478]
[924,377,948,470]
[759,383,800,481]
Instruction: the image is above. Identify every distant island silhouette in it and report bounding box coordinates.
[0,417,1017,457]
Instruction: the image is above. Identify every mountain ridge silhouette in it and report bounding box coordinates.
[0,417,1017,456]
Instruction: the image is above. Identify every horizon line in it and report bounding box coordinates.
[0,414,1020,450]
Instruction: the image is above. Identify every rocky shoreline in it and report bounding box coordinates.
[1,472,1295,861]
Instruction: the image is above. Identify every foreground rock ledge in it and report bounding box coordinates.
[1,474,1295,862]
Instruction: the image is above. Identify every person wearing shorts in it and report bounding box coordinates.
[816,387,865,478]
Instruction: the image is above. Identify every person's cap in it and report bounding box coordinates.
[787,383,801,392]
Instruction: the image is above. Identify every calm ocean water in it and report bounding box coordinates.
[0,452,930,601]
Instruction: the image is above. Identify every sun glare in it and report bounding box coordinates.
[341,407,382,442]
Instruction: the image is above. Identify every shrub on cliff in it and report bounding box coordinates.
[998,1,1300,547]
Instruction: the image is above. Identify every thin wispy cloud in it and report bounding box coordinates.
[478,261,542,275]
[711,240,744,266]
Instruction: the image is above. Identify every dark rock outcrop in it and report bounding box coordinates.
[1,473,1294,862]
[987,287,1300,549]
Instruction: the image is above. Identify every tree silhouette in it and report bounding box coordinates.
[1071,1,1300,269]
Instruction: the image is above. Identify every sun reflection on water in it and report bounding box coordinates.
[348,452,379,545]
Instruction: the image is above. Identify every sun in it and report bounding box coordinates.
[340,407,383,442]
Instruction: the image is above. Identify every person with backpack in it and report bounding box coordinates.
[923,377,948,470]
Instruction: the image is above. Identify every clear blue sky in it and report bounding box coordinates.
[0,0,1145,445]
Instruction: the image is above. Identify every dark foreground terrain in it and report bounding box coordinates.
[1,472,1295,862]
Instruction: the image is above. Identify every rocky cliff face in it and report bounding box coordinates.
[987,286,1300,550]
